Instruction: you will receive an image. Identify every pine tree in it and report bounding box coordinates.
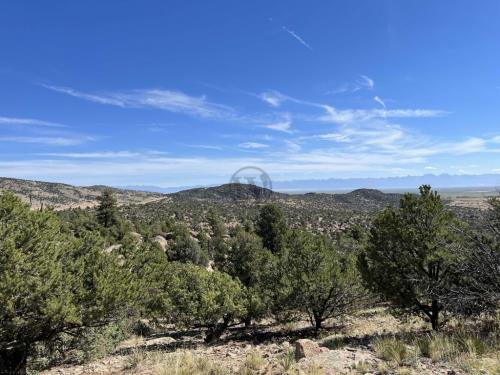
[96,189,119,228]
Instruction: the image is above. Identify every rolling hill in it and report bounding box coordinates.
[0,177,165,210]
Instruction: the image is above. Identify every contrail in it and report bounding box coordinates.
[282,26,312,50]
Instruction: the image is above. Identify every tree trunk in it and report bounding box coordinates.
[313,313,323,331]
[430,300,440,331]
[0,345,28,375]
[205,316,231,344]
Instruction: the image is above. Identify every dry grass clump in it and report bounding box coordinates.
[350,359,371,373]
[372,337,413,366]
[238,349,266,375]
[412,328,500,375]
[414,329,494,362]
[123,347,148,370]
[154,351,228,375]
[371,324,499,374]
[279,346,296,372]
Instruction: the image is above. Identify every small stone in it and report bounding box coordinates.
[294,339,323,360]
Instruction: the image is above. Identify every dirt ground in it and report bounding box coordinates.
[39,307,499,375]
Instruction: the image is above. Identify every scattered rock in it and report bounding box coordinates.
[104,244,121,253]
[294,339,324,360]
[154,235,168,251]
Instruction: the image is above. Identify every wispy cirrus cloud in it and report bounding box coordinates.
[255,89,443,124]
[257,90,449,128]
[259,90,287,107]
[42,84,234,119]
[264,113,292,133]
[282,26,312,50]
[0,116,65,127]
[186,144,223,150]
[359,75,374,89]
[1,134,499,186]
[284,140,301,152]
[319,105,446,124]
[373,96,386,108]
[238,142,269,149]
[328,75,375,94]
[0,135,93,146]
[265,121,292,133]
[39,151,142,158]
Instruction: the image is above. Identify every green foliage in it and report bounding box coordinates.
[167,223,209,266]
[447,195,500,316]
[256,204,287,254]
[284,230,363,329]
[58,207,101,237]
[207,208,229,266]
[167,262,246,342]
[119,233,171,318]
[96,189,119,228]
[359,185,462,330]
[224,226,275,324]
[488,196,500,233]
[29,319,132,371]
[0,192,131,373]
[95,189,131,241]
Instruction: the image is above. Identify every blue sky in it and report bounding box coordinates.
[1,1,500,187]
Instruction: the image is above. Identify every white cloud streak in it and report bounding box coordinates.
[373,96,386,108]
[0,116,65,127]
[238,142,269,149]
[282,26,313,50]
[39,151,141,158]
[359,75,374,89]
[259,90,287,107]
[0,136,93,146]
[329,75,375,94]
[42,84,234,119]
[320,105,446,124]
[266,121,292,133]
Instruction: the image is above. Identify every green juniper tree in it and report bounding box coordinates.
[284,230,362,330]
[446,195,500,316]
[119,233,171,319]
[166,223,209,266]
[167,263,246,343]
[255,203,287,254]
[206,208,229,266]
[0,192,131,374]
[358,185,462,330]
[223,226,274,327]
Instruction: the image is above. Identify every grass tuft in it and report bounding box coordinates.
[373,337,409,366]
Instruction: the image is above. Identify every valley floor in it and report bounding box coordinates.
[39,307,500,375]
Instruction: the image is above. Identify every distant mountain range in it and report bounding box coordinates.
[121,173,500,193]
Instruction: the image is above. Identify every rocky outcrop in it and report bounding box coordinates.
[154,235,168,251]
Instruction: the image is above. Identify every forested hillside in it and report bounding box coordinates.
[0,184,498,374]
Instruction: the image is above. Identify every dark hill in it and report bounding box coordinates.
[334,188,402,206]
[171,183,286,201]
